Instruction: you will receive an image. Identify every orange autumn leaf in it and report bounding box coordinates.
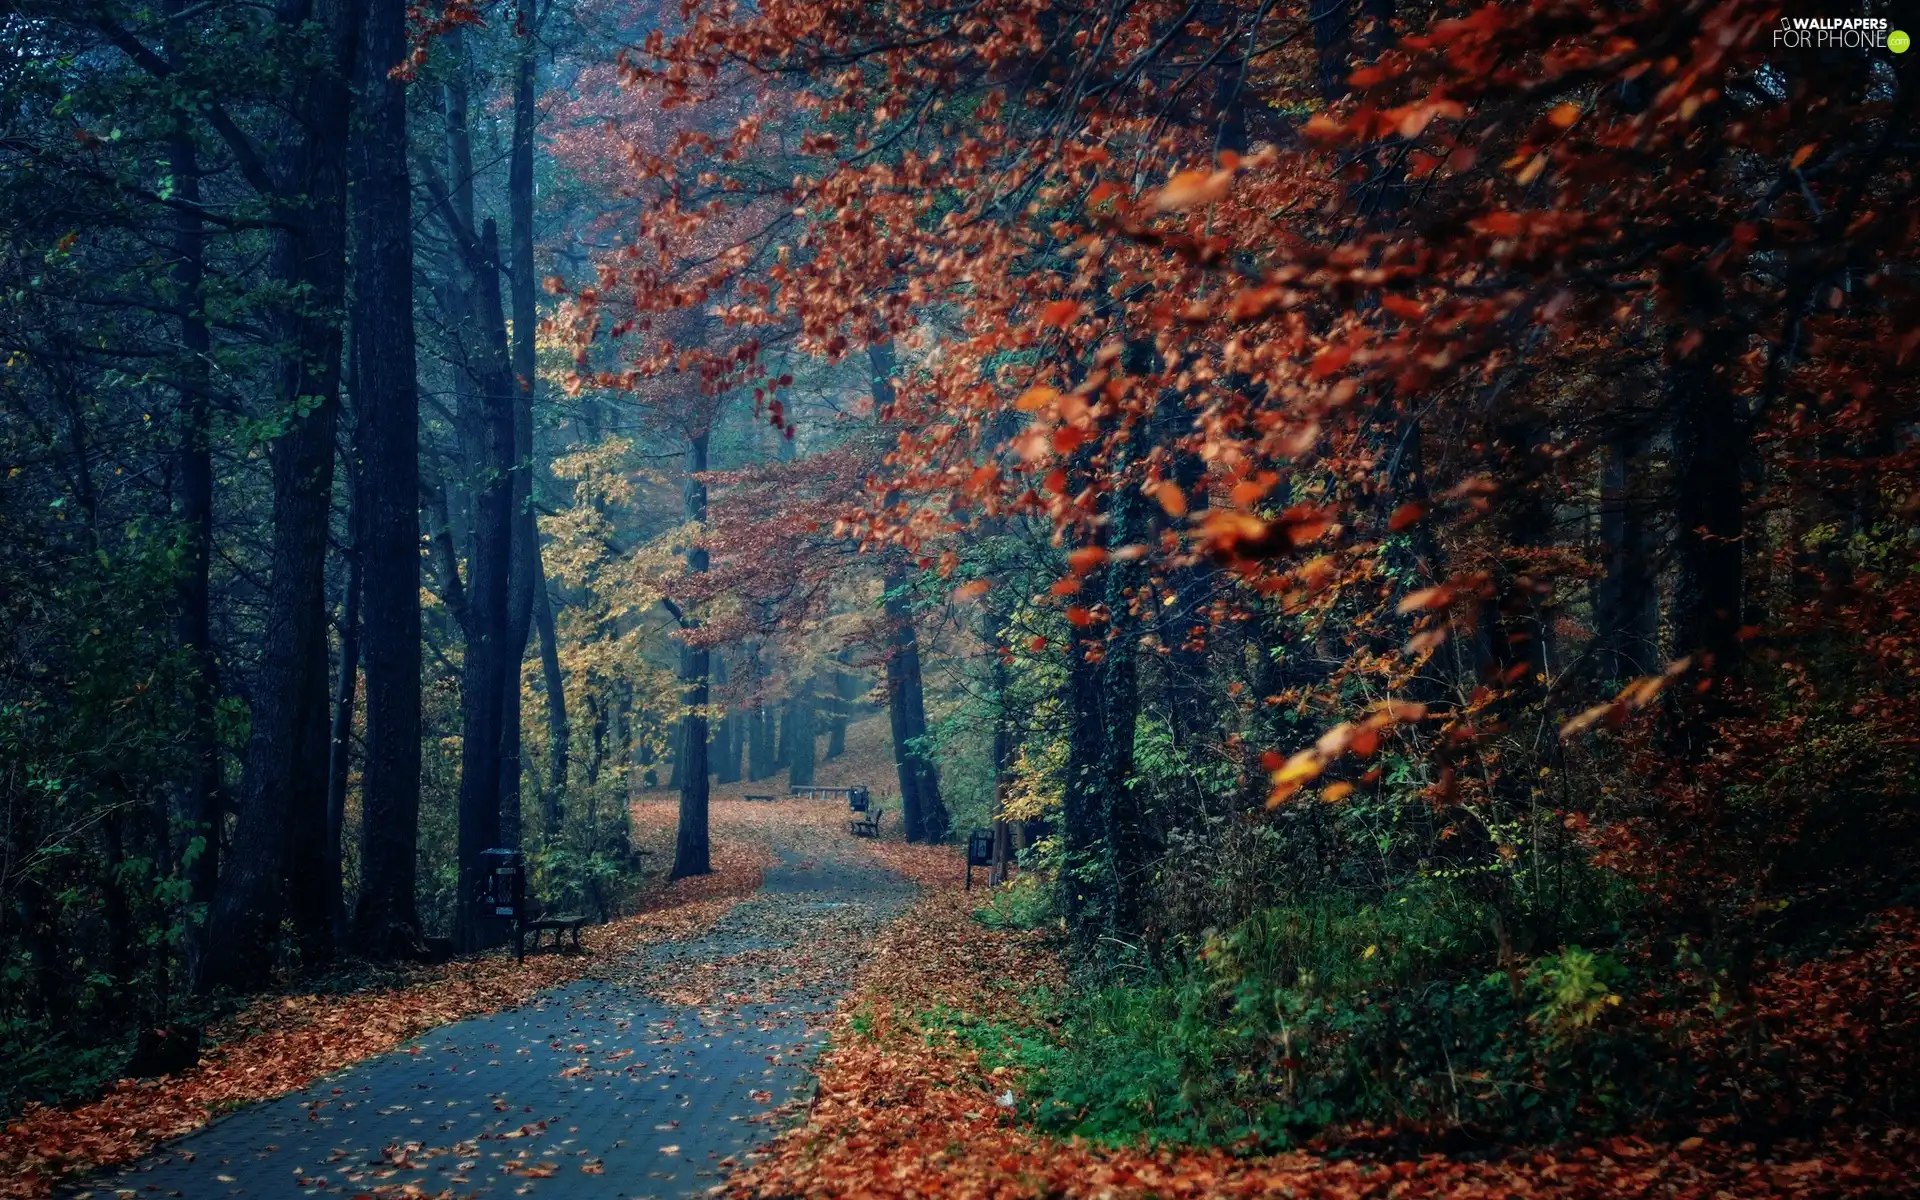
[1014,385,1059,412]
[1388,502,1428,531]
[1398,585,1453,614]
[1310,344,1353,379]
[1067,546,1108,573]
[1153,481,1189,517]
[953,579,990,601]
[1038,299,1080,327]
[1153,168,1231,211]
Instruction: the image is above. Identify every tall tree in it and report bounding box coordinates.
[499,0,546,848]
[350,0,423,957]
[197,0,356,991]
[162,0,221,922]
[667,431,712,878]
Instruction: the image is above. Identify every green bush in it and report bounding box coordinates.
[974,872,1057,931]
[951,878,1678,1148]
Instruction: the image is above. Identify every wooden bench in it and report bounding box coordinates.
[792,785,857,801]
[849,806,884,838]
[518,914,588,957]
[742,792,778,803]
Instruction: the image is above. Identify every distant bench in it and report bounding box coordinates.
[518,914,588,957]
[849,806,884,838]
[790,785,857,801]
[742,792,779,803]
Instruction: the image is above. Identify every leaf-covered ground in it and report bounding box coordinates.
[15,709,1915,1200]
[0,839,768,1199]
[728,857,1920,1200]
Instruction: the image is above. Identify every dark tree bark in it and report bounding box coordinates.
[351,0,424,958]
[1667,298,1746,751]
[708,656,730,776]
[868,342,946,841]
[325,447,361,942]
[535,574,569,834]
[825,660,857,759]
[162,11,221,920]
[714,658,742,784]
[788,678,817,787]
[1154,396,1212,751]
[721,708,743,784]
[1596,417,1658,679]
[1096,356,1154,941]
[882,558,944,840]
[450,219,517,953]
[670,433,712,878]
[1309,0,1355,102]
[1060,591,1107,936]
[748,705,774,780]
[286,598,334,964]
[987,583,1015,886]
[499,6,542,848]
[196,0,354,992]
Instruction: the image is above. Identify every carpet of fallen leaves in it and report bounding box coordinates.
[0,836,769,1200]
[728,876,1920,1199]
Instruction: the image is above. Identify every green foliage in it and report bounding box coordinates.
[956,875,1674,1148]
[0,527,203,1113]
[974,872,1057,932]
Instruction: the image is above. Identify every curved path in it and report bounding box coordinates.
[75,838,912,1200]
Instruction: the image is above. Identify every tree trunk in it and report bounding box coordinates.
[708,656,730,777]
[826,662,856,759]
[714,659,742,784]
[883,558,945,841]
[535,574,569,834]
[987,586,1015,886]
[1097,373,1151,941]
[747,706,772,780]
[164,51,221,922]
[499,11,541,849]
[671,433,713,878]
[1596,418,1657,679]
[351,0,424,958]
[1309,0,1354,102]
[1667,299,1746,752]
[450,223,515,952]
[868,342,947,841]
[325,460,361,942]
[788,678,817,787]
[196,0,353,991]
[286,598,334,965]
[1060,591,1107,936]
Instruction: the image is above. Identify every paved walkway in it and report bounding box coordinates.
[78,844,912,1200]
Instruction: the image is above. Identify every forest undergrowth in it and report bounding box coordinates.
[733,856,1920,1199]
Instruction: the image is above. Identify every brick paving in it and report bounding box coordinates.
[75,844,912,1200]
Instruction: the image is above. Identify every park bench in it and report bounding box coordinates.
[849,805,884,838]
[517,913,588,957]
[791,784,857,801]
[742,792,778,803]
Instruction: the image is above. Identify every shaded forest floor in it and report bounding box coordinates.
[728,856,1920,1199]
[10,712,1916,1199]
[0,714,914,1198]
[0,820,779,1197]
